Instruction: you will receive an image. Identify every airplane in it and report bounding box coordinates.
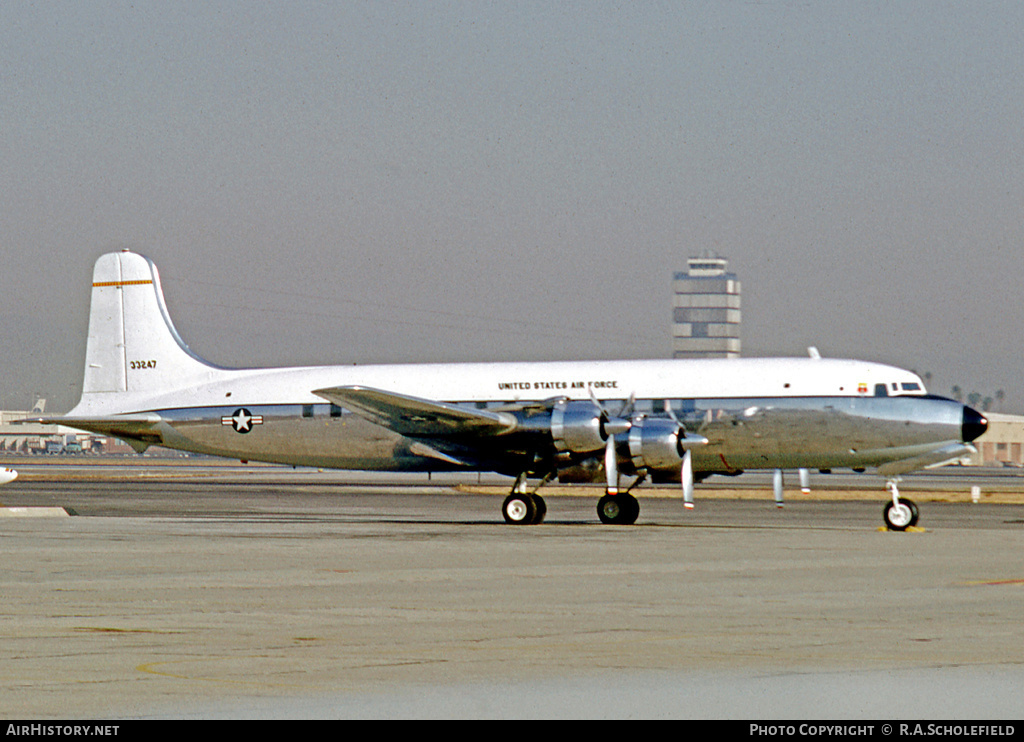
[0,467,16,485]
[34,250,987,530]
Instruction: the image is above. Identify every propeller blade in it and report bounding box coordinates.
[616,392,636,418]
[604,435,619,495]
[681,449,694,509]
[773,469,785,508]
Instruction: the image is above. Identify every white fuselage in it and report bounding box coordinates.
[69,356,925,417]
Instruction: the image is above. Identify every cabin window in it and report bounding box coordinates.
[670,399,697,415]
[330,404,342,418]
[302,404,314,418]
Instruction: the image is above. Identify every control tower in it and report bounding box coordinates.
[672,256,741,358]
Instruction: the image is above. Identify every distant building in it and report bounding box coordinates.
[0,410,87,453]
[0,410,136,455]
[672,256,741,358]
[971,412,1024,467]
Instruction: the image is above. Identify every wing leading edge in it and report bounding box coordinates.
[877,441,977,477]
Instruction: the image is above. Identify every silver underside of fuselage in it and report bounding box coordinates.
[145,394,967,480]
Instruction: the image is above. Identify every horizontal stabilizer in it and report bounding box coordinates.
[23,414,164,452]
[314,386,518,438]
[877,442,976,477]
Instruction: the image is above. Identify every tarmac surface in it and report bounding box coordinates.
[2,460,1024,719]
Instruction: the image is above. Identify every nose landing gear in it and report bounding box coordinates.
[882,480,919,531]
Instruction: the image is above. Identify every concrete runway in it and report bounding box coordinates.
[2,464,1024,719]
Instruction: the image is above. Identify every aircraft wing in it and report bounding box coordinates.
[314,386,519,438]
[877,441,977,477]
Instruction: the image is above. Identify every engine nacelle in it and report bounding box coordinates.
[550,399,606,453]
[627,416,686,474]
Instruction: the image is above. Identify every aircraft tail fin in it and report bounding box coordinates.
[75,250,220,408]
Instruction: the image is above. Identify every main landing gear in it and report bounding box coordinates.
[503,488,641,525]
[882,479,919,531]
[596,492,640,525]
[502,491,547,525]
[502,472,642,525]
[502,473,548,525]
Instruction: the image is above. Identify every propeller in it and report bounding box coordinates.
[668,403,699,509]
[589,389,633,496]
[676,437,709,509]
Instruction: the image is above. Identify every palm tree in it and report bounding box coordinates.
[951,385,962,402]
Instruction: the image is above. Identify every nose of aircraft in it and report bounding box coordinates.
[962,406,988,442]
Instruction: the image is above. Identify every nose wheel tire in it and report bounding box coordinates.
[597,493,640,525]
[883,497,919,531]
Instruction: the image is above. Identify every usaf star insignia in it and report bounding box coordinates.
[221,408,263,434]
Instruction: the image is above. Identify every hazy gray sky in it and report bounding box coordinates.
[3,1,1022,412]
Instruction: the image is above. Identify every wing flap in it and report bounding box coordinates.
[314,386,518,438]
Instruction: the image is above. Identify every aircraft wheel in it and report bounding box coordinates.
[597,493,640,525]
[883,497,919,531]
[532,494,547,524]
[502,492,537,525]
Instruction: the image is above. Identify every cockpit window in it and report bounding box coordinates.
[874,383,888,397]
[901,382,922,391]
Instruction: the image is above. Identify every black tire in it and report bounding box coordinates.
[503,493,537,525]
[597,493,639,525]
[532,494,547,524]
[883,497,919,531]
